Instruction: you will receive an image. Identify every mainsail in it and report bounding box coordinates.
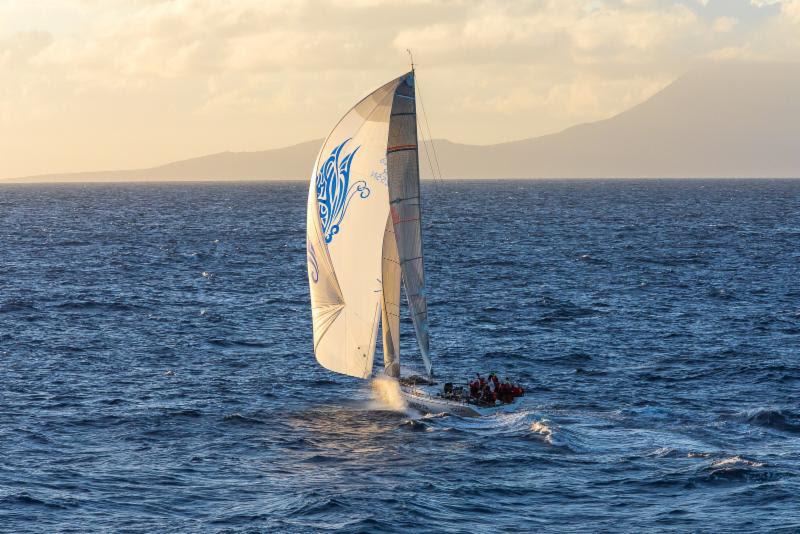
[381,213,401,378]
[386,75,432,377]
[307,71,431,379]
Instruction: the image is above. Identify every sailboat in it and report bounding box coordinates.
[305,67,521,417]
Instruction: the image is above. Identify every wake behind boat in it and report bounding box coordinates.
[305,60,523,416]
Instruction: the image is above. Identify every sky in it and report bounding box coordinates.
[1,0,798,178]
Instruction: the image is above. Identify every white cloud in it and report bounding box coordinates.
[1,0,799,178]
[712,16,738,32]
[0,30,52,68]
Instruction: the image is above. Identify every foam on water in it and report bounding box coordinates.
[530,420,555,444]
[710,456,765,469]
[369,376,407,411]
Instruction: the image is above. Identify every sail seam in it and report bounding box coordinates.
[364,302,380,377]
[390,195,419,204]
[311,304,344,351]
[387,145,417,154]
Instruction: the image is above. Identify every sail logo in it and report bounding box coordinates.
[316,139,370,243]
[369,157,388,185]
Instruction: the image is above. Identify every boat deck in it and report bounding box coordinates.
[399,382,519,417]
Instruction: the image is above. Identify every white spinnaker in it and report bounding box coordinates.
[307,76,404,379]
[387,73,433,376]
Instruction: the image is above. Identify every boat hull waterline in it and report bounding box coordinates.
[399,384,520,418]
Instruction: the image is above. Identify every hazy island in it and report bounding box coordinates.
[5,62,798,183]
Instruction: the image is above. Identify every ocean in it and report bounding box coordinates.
[0,179,798,532]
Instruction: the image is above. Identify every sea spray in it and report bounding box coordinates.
[371,376,407,411]
[530,420,554,444]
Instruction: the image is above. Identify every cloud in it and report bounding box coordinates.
[0,30,52,68]
[1,0,799,178]
[391,1,703,65]
[712,16,738,32]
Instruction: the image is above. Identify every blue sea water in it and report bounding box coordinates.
[0,179,798,532]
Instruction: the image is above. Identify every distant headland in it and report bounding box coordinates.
[5,62,799,183]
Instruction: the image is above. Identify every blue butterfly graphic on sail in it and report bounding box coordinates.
[316,139,370,243]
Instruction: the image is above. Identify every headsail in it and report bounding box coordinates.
[306,76,404,378]
[387,73,433,376]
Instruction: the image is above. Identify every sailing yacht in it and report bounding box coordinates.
[305,68,521,417]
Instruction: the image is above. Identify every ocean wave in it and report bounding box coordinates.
[696,455,772,485]
[482,349,526,360]
[733,408,800,434]
[302,454,346,464]
[530,420,554,443]
[0,492,74,510]
[52,300,143,312]
[625,406,673,421]
[707,287,736,300]
[421,412,449,420]
[537,309,598,323]
[577,253,610,266]
[400,419,431,432]
[636,454,772,490]
[207,338,268,348]
[165,408,203,418]
[223,413,266,425]
[710,456,765,469]
[427,409,578,450]
[0,299,38,313]
[574,367,608,377]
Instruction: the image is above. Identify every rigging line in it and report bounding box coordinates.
[408,54,439,185]
[415,73,444,184]
[415,96,439,185]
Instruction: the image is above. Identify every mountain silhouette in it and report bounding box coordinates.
[7,62,798,182]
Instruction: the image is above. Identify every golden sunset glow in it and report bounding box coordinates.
[2,0,799,179]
